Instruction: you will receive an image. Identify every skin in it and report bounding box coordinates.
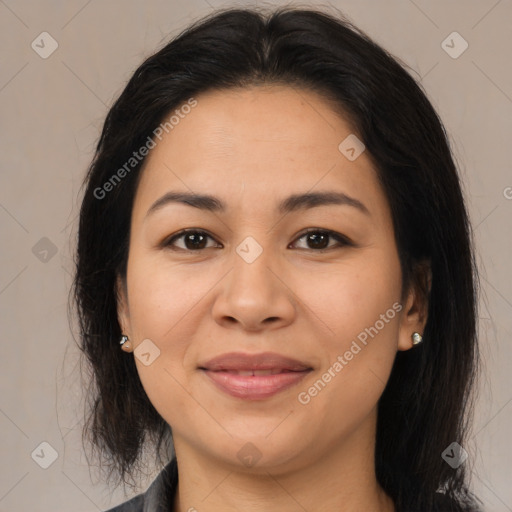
[117,85,429,512]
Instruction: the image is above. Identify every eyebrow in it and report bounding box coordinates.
[145,190,371,218]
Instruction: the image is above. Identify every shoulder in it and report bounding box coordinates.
[104,458,178,512]
[105,494,144,512]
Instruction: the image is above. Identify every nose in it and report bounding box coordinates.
[211,241,296,333]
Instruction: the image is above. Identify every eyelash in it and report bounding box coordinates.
[162,228,353,253]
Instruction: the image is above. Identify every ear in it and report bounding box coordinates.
[397,260,431,351]
[115,274,132,337]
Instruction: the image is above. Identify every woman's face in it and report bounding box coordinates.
[117,85,423,472]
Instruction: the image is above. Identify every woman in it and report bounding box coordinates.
[73,6,482,512]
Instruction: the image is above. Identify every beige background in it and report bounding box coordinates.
[0,0,511,510]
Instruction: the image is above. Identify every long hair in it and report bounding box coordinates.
[72,6,480,511]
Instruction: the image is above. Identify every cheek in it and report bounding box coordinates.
[296,278,401,443]
[293,248,402,413]
[126,259,202,421]
[126,256,211,342]
[126,256,221,409]
[295,249,402,347]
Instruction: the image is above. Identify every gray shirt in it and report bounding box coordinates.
[105,458,178,512]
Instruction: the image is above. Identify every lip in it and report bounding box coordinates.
[198,352,313,400]
[199,351,311,372]
[201,368,312,400]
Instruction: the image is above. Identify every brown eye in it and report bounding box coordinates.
[291,229,352,251]
[164,230,221,251]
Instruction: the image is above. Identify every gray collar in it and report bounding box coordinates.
[143,458,178,512]
[106,458,178,512]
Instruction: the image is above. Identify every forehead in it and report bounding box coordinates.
[133,85,385,220]
[159,85,357,154]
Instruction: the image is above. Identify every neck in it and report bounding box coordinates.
[171,412,395,512]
